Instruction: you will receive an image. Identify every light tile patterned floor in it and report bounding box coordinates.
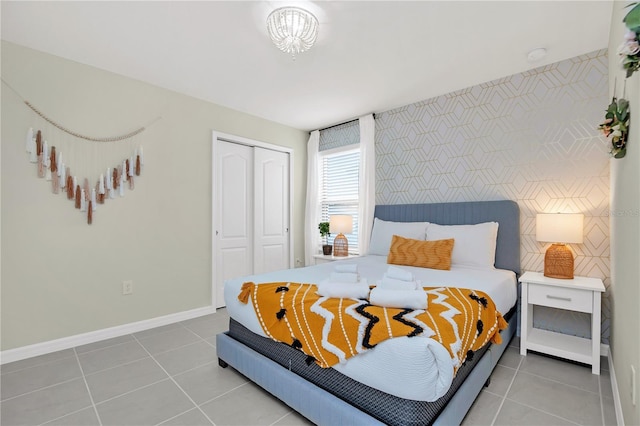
[1,309,617,425]
[463,341,617,426]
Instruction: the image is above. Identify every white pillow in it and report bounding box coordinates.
[426,222,499,268]
[368,218,429,256]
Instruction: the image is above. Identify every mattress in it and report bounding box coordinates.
[224,255,517,402]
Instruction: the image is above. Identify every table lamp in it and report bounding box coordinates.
[330,215,353,257]
[536,213,583,279]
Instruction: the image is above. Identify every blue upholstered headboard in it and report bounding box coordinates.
[374,200,521,275]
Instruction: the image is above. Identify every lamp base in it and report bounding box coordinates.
[544,243,574,279]
[333,233,349,257]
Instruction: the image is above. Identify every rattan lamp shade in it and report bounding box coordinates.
[330,215,353,257]
[536,213,583,279]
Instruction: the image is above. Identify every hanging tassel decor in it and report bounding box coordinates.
[44,141,52,181]
[80,189,86,212]
[83,178,90,201]
[16,98,157,223]
[26,128,37,163]
[119,166,125,197]
[36,132,44,177]
[91,188,97,211]
[37,153,44,178]
[34,130,42,164]
[112,167,119,189]
[36,131,42,154]
[59,162,66,189]
[95,182,102,205]
[109,168,117,199]
[50,146,59,193]
[98,173,105,194]
[97,174,105,204]
[75,185,81,209]
[135,151,141,176]
[66,174,74,199]
[25,135,147,223]
[106,168,114,199]
[72,176,79,199]
[51,171,60,193]
[128,156,135,190]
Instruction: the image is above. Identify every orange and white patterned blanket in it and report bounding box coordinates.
[238,282,507,372]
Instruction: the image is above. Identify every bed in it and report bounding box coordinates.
[216,200,520,425]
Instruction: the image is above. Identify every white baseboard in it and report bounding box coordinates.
[0,305,217,365]
[608,347,624,426]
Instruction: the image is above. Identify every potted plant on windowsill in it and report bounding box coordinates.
[318,222,332,255]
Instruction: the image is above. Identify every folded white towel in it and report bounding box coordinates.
[329,272,359,283]
[378,276,419,291]
[316,279,370,299]
[369,287,428,310]
[335,263,358,273]
[386,265,414,282]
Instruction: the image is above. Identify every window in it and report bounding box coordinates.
[319,146,359,254]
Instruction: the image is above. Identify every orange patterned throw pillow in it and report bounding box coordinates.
[387,235,454,270]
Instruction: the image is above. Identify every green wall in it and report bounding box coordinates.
[609,2,640,424]
[1,41,308,350]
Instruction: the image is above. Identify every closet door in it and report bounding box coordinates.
[215,141,254,308]
[254,148,290,274]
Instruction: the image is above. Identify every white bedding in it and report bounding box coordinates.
[224,255,517,401]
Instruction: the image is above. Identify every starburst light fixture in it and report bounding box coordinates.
[266,6,319,59]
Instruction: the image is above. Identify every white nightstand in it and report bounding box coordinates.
[313,254,359,265]
[519,271,605,374]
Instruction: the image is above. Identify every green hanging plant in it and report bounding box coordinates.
[599,97,630,159]
[618,2,640,78]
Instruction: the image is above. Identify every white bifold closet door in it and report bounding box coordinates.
[253,147,290,275]
[215,140,290,308]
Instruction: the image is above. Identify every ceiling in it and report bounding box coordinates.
[1,1,613,132]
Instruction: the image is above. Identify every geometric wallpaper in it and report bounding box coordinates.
[319,119,359,151]
[375,49,611,343]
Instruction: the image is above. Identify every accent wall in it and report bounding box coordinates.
[375,50,611,343]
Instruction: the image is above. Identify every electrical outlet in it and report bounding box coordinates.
[122,280,133,295]
[632,365,637,406]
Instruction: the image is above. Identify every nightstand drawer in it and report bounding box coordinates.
[528,283,593,313]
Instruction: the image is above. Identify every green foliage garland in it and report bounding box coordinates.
[619,2,640,78]
[599,97,630,159]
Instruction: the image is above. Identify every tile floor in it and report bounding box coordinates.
[1,308,617,426]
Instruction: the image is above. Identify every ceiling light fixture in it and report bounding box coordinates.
[266,6,319,59]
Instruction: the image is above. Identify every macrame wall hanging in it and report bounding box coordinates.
[6,79,160,225]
